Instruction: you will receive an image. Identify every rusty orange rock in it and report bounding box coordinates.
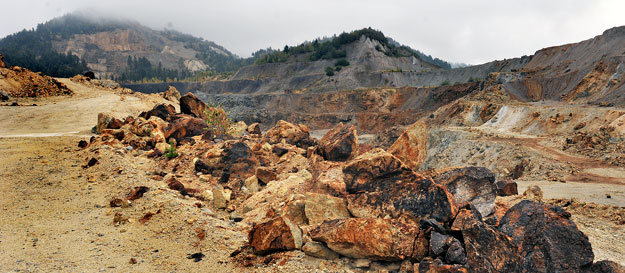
[317,122,358,162]
[388,120,428,171]
[248,216,303,254]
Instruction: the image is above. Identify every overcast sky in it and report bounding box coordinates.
[1,0,625,64]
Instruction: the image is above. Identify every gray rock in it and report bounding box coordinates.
[302,241,339,260]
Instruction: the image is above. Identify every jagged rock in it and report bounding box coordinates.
[302,241,339,260]
[212,185,228,209]
[453,207,523,273]
[243,175,260,193]
[353,259,372,268]
[230,121,248,138]
[498,200,594,273]
[388,120,428,171]
[495,180,518,196]
[248,122,262,135]
[310,218,428,261]
[139,104,176,121]
[108,117,124,130]
[154,142,169,155]
[430,231,452,256]
[282,195,307,225]
[256,166,277,184]
[163,116,207,141]
[582,261,624,273]
[522,185,543,200]
[271,143,290,156]
[429,167,497,217]
[264,120,316,149]
[445,238,467,265]
[96,113,114,134]
[417,258,468,273]
[343,148,415,193]
[180,92,207,119]
[317,122,358,161]
[163,85,181,102]
[344,152,457,223]
[304,193,351,226]
[248,216,303,254]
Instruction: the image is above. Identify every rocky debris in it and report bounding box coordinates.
[180,92,207,119]
[310,218,428,261]
[564,126,625,167]
[96,113,114,134]
[452,207,522,272]
[418,258,469,273]
[301,241,339,260]
[495,180,518,196]
[264,120,316,149]
[247,123,261,135]
[255,166,277,184]
[243,175,260,193]
[230,121,248,138]
[317,123,358,161]
[522,185,543,201]
[163,116,207,141]
[428,167,497,216]
[248,216,303,254]
[0,65,72,97]
[498,200,594,272]
[342,148,413,193]
[388,120,428,170]
[126,186,149,201]
[139,104,177,121]
[162,86,181,102]
[304,193,351,226]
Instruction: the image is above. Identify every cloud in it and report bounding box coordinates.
[1,0,624,64]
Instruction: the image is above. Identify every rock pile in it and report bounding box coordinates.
[564,126,625,167]
[89,93,623,273]
[0,65,72,97]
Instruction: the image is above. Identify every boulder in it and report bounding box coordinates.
[264,120,316,149]
[163,116,207,141]
[302,241,339,260]
[96,113,114,134]
[248,122,262,135]
[180,92,207,119]
[388,121,428,171]
[248,216,303,254]
[139,104,176,121]
[256,166,277,184]
[343,148,414,193]
[310,218,428,261]
[317,123,358,161]
[282,195,308,225]
[243,175,260,193]
[230,121,248,138]
[212,185,228,209]
[429,167,497,217]
[163,85,181,102]
[453,207,523,273]
[498,200,594,273]
[304,193,351,226]
[495,180,518,196]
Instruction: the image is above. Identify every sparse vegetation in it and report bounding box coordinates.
[164,140,179,158]
[203,101,233,138]
[440,80,450,86]
[325,67,335,76]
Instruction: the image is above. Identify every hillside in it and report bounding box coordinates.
[0,12,243,81]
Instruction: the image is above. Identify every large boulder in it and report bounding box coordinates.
[96,113,114,134]
[248,216,302,254]
[180,92,207,119]
[163,116,207,141]
[264,120,316,149]
[429,167,497,217]
[304,193,351,226]
[317,123,358,162]
[139,104,177,121]
[452,207,523,273]
[310,218,428,261]
[343,149,457,223]
[498,200,594,273]
[388,120,428,171]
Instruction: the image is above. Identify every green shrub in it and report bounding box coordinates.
[203,101,233,138]
[335,58,350,67]
[164,140,179,158]
[325,67,335,76]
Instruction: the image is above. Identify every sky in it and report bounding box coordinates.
[1,0,625,65]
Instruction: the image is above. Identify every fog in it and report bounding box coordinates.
[2,0,625,64]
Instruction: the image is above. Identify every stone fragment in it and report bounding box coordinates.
[317,122,358,162]
[498,200,594,273]
[429,167,497,216]
[139,104,176,121]
[96,113,114,134]
[212,185,228,209]
[180,92,207,119]
[310,218,428,261]
[388,120,428,171]
[243,175,260,193]
[163,116,207,141]
[343,148,414,193]
[248,217,303,254]
[256,166,277,184]
[304,193,351,226]
[495,180,518,196]
[247,122,262,135]
[417,258,468,273]
[522,185,543,201]
[162,85,181,102]
[264,120,316,148]
[301,241,339,260]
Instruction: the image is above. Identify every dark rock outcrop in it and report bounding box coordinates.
[180,92,207,119]
[139,104,177,121]
[498,200,594,273]
[495,180,518,196]
[429,167,497,217]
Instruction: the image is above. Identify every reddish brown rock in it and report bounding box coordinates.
[180,92,207,119]
[163,116,207,141]
[495,180,518,196]
[126,186,149,201]
[343,148,414,193]
[139,104,176,121]
[417,258,469,273]
[429,167,497,217]
[107,117,124,130]
[388,120,428,171]
[498,200,594,273]
[453,207,523,273]
[248,217,302,254]
[96,113,114,134]
[304,193,351,226]
[310,218,428,261]
[264,120,316,149]
[317,122,358,162]
[248,122,262,135]
[256,166,277,184]
[162,85,181,102]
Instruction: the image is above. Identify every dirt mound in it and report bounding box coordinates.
[0,65,72,97]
